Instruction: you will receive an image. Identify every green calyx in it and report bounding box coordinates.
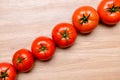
[1,72,8,78]
[106,3,120,13]
[40,46,47,52]
[62,30,69,39]
[0,68,9,80]
[80,14,90,24]
[60,29,71,40]
[39,44,47,52]
[17,57,25,63]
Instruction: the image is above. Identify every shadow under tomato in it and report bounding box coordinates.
[34,54,56,63]
[76,30,94,37]
[99,20,117,28]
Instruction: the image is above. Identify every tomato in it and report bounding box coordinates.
[0,62,17,80]
[12,49,34,72]
[98,0,120,25]
[52,23,77,48]
[72,6,99,33]
[31,36,56,61]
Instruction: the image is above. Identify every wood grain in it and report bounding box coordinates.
[0,0,120,80]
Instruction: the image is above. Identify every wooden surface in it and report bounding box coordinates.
[0,0,120,80]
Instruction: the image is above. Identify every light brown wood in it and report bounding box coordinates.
[0,0,120,80]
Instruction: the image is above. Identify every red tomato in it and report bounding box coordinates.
[31,36,56,61]
[0,62,17,80]
[72,6,99,33]
[98,0,120,25]
[52,23,77,48]
[12,49,34,72]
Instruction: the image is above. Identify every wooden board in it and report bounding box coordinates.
[0,0,120,80]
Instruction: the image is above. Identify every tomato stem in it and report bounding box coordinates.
[60,29,71,41]
[41,46,47,51]
[62,30,68,39]
[106,3,120,13]
[0,68,9,80]
[17,57,25,63]
[80,14,90,24]
[39,44,47,53]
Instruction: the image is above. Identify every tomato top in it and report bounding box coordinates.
[72,6,99,33]
[52,23,77,48]
[98,0,120,25]
[12,49,34,72]
[0,63,17,80]
[31,36,56,60]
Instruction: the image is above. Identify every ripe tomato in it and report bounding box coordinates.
[0,62,17,80]
[98,0,120,25]
[12,49,34,72]
[31,36,56,61]
[72,6,99,33]
[52,23,77,48]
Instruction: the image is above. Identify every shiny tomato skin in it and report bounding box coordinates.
[72,6,99,33]
[31,36,56,61]
[98,0,120,25]
[52,23,77,48]
[0,62,17,80]
[12,49,34,72]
